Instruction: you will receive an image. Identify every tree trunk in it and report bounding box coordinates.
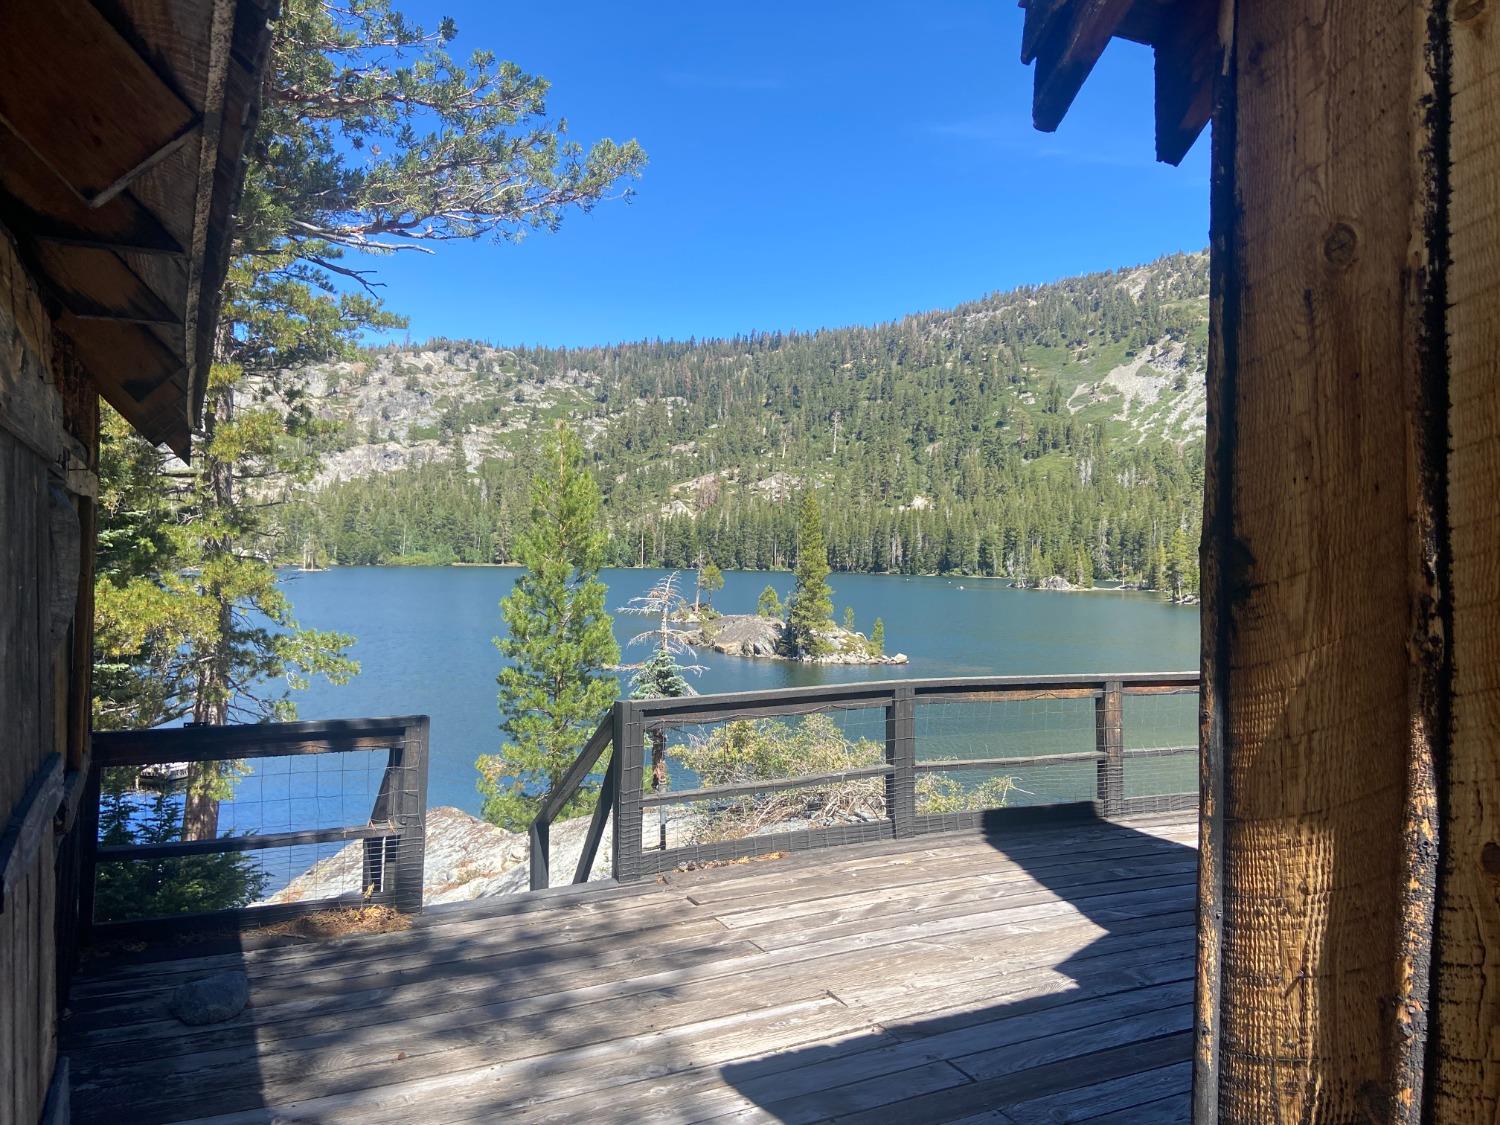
[650,730,667,850]
[183,379,235,842]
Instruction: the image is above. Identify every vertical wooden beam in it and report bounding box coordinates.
[611,702,644,883]
[1095,680,1124,816]
[885,685,916,836]
[390,717,428,914]
[1193,27,1238,1118]
[1202,0,1450,1119]
[1428,0,1500,1118]
[75,764,99,944]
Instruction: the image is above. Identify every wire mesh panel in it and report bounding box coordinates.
[1122,687,1199,806]
[86,717,428,933]
[566,675,1199,885]
[633,706,891,867]
[913,692,1102,812]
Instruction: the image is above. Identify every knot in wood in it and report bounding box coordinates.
[1481,841,1500,876]
[1323,222,1359,269]
[1455,0,1486,22]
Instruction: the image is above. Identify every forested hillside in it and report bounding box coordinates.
[273,251,1208,593]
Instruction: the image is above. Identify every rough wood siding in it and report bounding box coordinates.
[1431,1,1500,1118]
[1210,1,1446,1119]
[0,224,68,1125]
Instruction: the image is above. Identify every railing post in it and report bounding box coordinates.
[76,760,101,943]
[529,820,550,892]
[572,749,617,885]
[1096,679,1124,817]
[390,716,428,913]
[611,701,644,882]
[886,685,917,838]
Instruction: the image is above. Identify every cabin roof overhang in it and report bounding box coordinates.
[1019,0,1224,165]
[0,0,275,458]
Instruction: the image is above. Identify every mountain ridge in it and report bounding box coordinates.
[272,250,1208,593]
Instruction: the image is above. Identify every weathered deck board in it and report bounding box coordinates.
[63,811,1197,1124]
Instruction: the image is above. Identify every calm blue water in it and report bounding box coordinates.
[103,567,1198,912]
[275,566,1200,815]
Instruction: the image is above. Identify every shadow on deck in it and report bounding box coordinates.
[62,810,1198,1124]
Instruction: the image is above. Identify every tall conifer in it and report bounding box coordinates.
[477,423,620,829]
[785,493,834,658]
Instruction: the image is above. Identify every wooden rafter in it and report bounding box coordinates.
[1019,0,1220,164]
[1153,0,1220,165]
[1027,0,1138,132]
[0,0,200,207]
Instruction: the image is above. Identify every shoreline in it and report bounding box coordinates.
[280,561,1192,601]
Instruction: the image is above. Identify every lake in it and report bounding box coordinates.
[278,566,1201,817]
[99,566,1200,918]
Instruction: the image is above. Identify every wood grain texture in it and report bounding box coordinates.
[64,813,1200,1125]
[0,426,64,1125]
[1210,0,1446,1119]
[0,0,198,204]
[1429,0,1500,1118]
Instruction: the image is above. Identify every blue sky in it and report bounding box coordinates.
[361,1,1209,348]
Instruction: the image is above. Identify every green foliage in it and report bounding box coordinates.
[282,254,1207,598]
[476,423,620,830]
[679,715,881,786]
[784,494,834,658]
[96,0,644,730]
[93,771,267,923]
[915,773,1023,815]
[870,618,885,657]
[620,571,700,701]
[695,561,724,608]
[756,585,783,618]
[632,649,692,701]
[672,715,1018,843]
[94,406,358,729]
[675,716,885,840]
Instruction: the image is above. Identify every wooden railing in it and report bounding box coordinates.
[530,673,1199,891]
[83,716,429,939]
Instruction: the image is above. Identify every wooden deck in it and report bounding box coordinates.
[62,810,1198,1124]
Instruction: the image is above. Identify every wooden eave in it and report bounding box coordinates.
[0,0,275,459]
[1018,0,1223,166]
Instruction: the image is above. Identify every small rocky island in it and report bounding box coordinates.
[682,612,907,665]
[662,495,908,666]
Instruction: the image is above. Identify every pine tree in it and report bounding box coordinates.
[784,493,834,658]
[477,423,620,830]
[695,560,724,612]
[97,0,644,844]
[870,618,886,656]
[757,585,783,618]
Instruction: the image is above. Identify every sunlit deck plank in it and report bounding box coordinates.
[64,810,1198,1124]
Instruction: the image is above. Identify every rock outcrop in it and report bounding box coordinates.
[683,614,908,665]
[263,806,615,907]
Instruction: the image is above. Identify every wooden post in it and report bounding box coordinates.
[1198,1,1453,1118]
[75,762,100,942]
[363,762,393,897]
[528,819,549,893]
[389,717,427,914]
[1094,680,1124,817]
[885,686,916,836]
[572,750,617,886]
[611,702,644,882]
[1429,0,1500,1117]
